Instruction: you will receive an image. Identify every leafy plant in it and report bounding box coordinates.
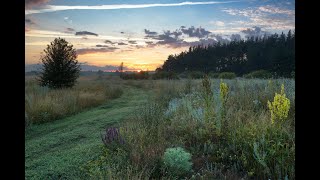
[162,147,192,177]
[267,84,290,125]
[243,70,272,79]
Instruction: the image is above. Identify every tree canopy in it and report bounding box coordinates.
[38,38,81,89]
[158,30,295,78]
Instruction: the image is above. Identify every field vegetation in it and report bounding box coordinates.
[26,72,295,179]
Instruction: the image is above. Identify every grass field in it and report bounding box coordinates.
[25,74,295,179]
[25,81,150,179]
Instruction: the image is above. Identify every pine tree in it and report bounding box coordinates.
[38,38,80,89]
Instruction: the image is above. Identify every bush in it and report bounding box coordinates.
[121,71,150,80]
[218,72,236,79]
[243,70,272,79]
[152,71,179,80]
[209,72,219,78]
[189,71,205,79]
[162,147,192,177]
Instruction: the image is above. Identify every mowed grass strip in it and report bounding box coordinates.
[25,87,150,179]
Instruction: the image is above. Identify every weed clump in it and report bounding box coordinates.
[162,147,192,178]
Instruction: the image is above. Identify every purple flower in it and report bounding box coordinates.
[102,127,125,146]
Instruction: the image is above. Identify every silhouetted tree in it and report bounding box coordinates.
[38,38,80,88]
[118,62,124,78]
[159,30,295,78]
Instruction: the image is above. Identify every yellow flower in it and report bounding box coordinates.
[220,81,229,103]
[267,84,290,124]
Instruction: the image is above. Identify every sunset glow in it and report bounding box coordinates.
[25,0,295,71]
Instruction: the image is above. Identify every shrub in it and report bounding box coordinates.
[243,70,272,79]
[267,84,290,125]
[218,72,236,79]
[121,71,150,80]
[209,72,219,78]
[189,71,205,79]
[81,146,132,179]
[152,71,179,80]
[162,147,192,177]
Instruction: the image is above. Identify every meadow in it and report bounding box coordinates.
[25,73,295,179]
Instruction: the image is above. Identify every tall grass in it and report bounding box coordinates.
[79,78,295,179]
[25,77,124,124]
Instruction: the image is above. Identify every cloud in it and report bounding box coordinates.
[144,29,157,35]
[96,44,109,47]
[181,26,211,38]
[209,27,247,34]
[128,40,137,44]
[25,0,50,9]
[145,41,157,48]
[143,26,226,48]
[66,28,75,32]
[258,5,294,16]
[64,16,73,24]
[75,31,98,36]
[118,42,128,45]
[77,47,119,55]
[241,26,269,38]
[25,1,238,15]
[25,18,35,25]
[210,21,225,27]
[64,27,75,34]
[26,63,132,72]
[104,40,116,44]
[222,5,295,31]
[79,64,129,71]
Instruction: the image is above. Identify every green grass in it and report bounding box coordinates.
[25,78,295,179]
[25,87,150,179]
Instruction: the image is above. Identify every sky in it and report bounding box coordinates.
[25,0,295,71]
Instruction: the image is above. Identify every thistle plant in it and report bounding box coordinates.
[101,127,125,147]
[267,84,290,125]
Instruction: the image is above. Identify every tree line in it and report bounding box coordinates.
[157,30,295,78]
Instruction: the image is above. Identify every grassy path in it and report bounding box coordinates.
[25,87,150,179]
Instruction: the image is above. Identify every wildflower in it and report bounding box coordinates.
[267,84,290,124]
